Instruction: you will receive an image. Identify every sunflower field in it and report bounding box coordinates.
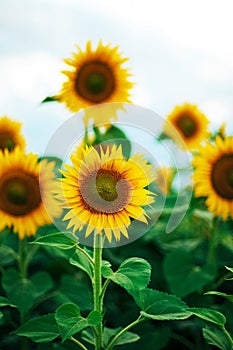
[1,39,233,350]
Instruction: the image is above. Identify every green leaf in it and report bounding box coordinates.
[55,303,87,342]
[32,233,77,250]
[70,249,93,278]
[192,209,213,222]
[135,289,192,321]
[13,314,59,343]
[190,308,226,326]
[81,328,95,345]
[2,269,53,313]
[103,257,151,296]
[41,96,58,103]
[102,327,140,347]
[225,266,233,279]
[203,326,233,350]
[58,275,93,311]
[225,266,233,273]
[205,291,233,302]
[101,260,113,277]
[82,327,140,347]
[93,125,131,158]
[2,268,36,313]
[0,245,15,266]
[0,311,3,320]
[43,245,74,261]
[110,331,140,347]
[163,249,216,297]
[0,296,16,308]
[87,310,102,326]
[31,271,54,299]
[157,132,170,141]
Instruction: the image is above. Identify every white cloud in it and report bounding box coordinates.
[0,52,63,106]
[196,59,233,83]
[88,0,233,58]
[202,100,233,125]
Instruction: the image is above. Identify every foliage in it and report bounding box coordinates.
[1,49,233,350]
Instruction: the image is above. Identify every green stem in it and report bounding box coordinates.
[75,243,94,266]
[70,336,89,350]
[100,279,111,304]
[18,238,29,350]
[93,233,103,350]
[212,271,233,289]
[1,245,19,261]
[222,326,233,346]
[106,317,145,350]
[207,218,219,266]
[18,238,27,280]
[24,244,39,270]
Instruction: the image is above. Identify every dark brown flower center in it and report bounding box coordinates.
[175,114,197,138]
[0,132,15,151]
[79,169,132,214]
[211,155,233,199]
[0,170,41,216]
[75,61,115,103]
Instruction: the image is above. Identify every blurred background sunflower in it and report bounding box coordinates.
[0,148,62,239]
[0,116,25,152]
[55,40,133,124]
[193,136,233,220]
[164,103,210,150]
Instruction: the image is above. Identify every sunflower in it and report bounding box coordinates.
[164,103,209,150]
[56,40,133,125]
[0,148,62,239]
[0,116,25,152]
[193,136,233,220]
[59,145,156,242]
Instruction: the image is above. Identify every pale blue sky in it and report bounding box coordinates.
[1,0,233,154]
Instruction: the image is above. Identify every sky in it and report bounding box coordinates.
[1,0,233,155]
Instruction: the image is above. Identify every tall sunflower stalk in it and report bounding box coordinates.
[56,143,156,349]
[93,234,103,350]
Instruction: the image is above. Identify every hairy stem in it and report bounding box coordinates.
[106,317,145,350]
[222,326,233,346]
[100,279,111,304]
[70,336,89,350]
[93,233,103,350]
[75,243,94,266]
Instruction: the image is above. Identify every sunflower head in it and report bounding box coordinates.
[0,116,25,153]
[164,103,210,150]
[59,144,156,244]
[0,148,62,239]
[193,136,233,220]
[55,40,134,125]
